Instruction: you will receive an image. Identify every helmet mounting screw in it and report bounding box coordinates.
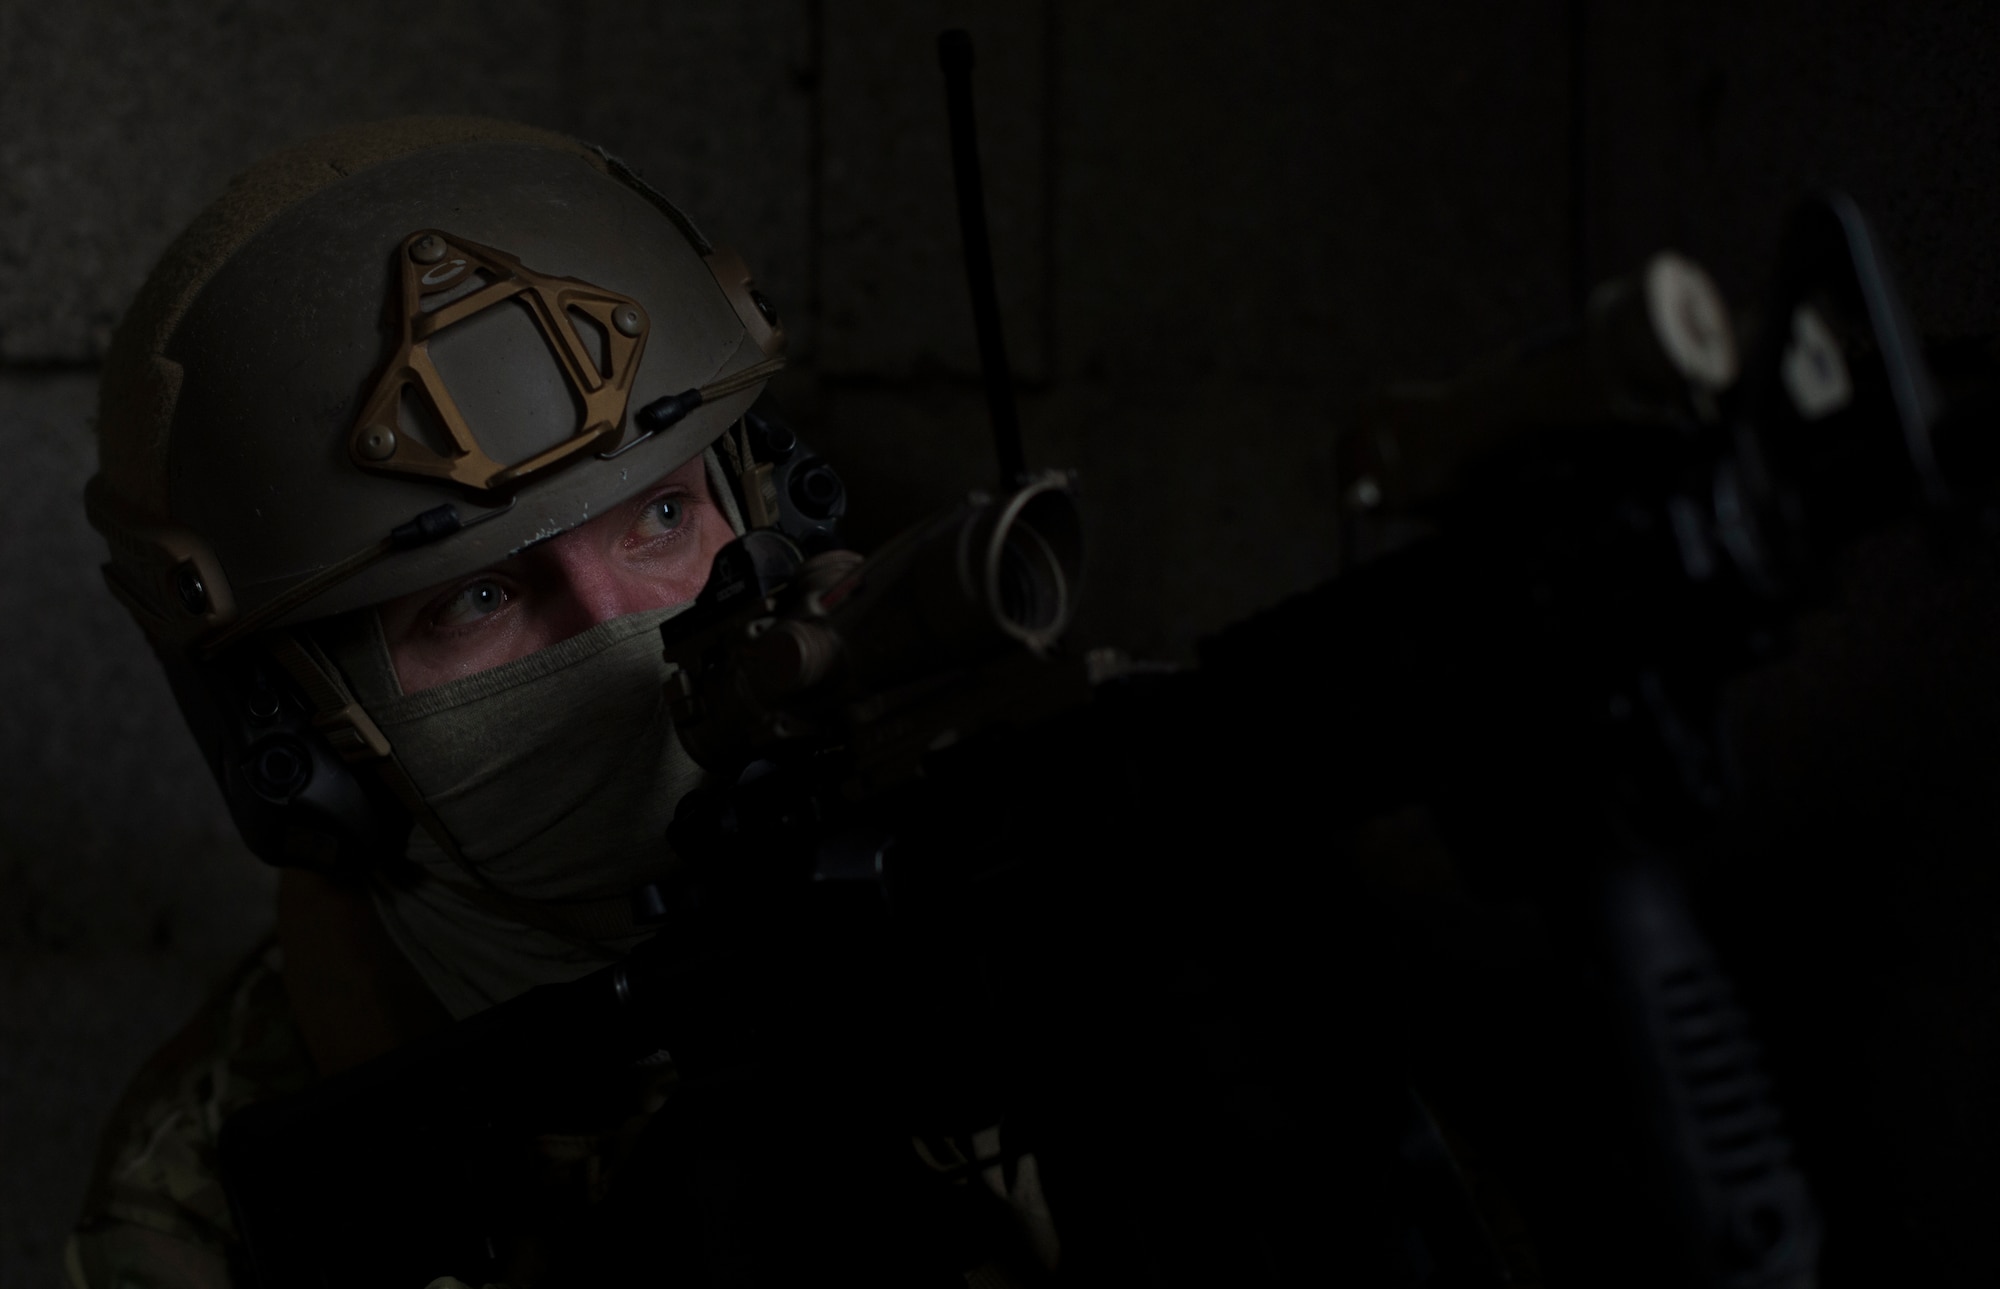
[408,234,447,265]
[174,564,209,615]
[246,688,281,722]
[251,739,311,799]
[613,305,645,337]
[355,424,399,461]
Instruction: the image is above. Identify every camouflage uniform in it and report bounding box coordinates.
[65,940,1059,1288]
[66,942,310,1289]
[64,943,682,1289]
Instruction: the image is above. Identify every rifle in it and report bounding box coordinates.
[219,34,1994,1289]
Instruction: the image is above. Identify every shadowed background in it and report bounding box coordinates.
[4,2,1999,1284]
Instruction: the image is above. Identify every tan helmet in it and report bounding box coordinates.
[87,115,785,658]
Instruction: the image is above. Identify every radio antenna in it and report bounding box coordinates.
[938,28,1027,488]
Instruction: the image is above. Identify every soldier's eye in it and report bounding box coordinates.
[433,578,509,629]
[639,494,687,536]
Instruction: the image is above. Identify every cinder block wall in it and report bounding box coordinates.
[5,2,1999,1283]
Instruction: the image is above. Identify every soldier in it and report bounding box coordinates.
[67,116,798,1288]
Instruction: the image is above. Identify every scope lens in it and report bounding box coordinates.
[993,521,1071,634]
[996,538,1053,630]
[982,483,1082,645]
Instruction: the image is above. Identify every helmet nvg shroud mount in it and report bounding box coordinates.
[86,116,790,873]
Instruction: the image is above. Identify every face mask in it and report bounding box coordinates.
[346,606,702,1018]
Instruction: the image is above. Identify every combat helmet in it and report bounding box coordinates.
[87,116,787,870]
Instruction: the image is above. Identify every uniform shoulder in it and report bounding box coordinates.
[67,939,316,1289]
